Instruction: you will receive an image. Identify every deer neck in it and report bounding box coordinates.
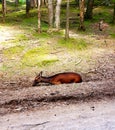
[41,76,52,83]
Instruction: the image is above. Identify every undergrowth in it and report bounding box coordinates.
[58,38,88,50]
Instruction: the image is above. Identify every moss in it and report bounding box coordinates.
[3,45,25,59]
[15,34,28,41]
[33,32,50,39]
[58,38,88,50]
[21,47,59,67]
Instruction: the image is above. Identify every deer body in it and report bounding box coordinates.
[32,71,82,86]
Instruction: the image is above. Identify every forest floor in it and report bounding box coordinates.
[0,24,115,130]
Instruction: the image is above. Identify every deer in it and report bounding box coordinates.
[32,71,82,86]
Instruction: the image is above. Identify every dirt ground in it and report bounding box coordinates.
[0,26,115,130]
[0,98,115,130]
[0,51,115,116]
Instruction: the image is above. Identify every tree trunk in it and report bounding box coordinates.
[41,0,47,6]
[48,0,54,28]
[85,0,94,19]
[30,0,37,8]
[113,2,115,24]
[38,0,41,33]
[15,0,19,7]
[78,0,85,31]
[65,0,70,39]
[54,0,62,30]
[2,0,6,22]
[26,0,31,17]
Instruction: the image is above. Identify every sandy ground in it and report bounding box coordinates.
[0,98,115,130]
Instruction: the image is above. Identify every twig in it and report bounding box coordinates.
[75,58,82,66]
[22,121,50,129]
[86,69,104,76]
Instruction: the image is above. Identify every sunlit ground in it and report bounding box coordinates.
[0,20,115,80]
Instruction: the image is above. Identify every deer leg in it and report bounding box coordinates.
[52,81,61,85]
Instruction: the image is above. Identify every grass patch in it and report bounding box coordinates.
[33,29,63,39]
[58,38,88,50]
[15,34,28,41]
[93,6,112,22]
[21,47,59,67]
[1,34,27,47]
[110,33,115,38]
[3,45,25,59]
[33,32,50,39]
[0,64,9,71]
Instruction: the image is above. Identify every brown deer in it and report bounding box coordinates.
[32,71,82,86]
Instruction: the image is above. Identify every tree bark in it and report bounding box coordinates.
[38,0,41,33]
[85,0,94,19]
[15,0,19,7]
[65,0,70,39]
[113,2,115,24]
[54,0,62,30]
[48,0,54,28]
[26,0,31,17]
[78,0,85,31]
[30,0,37,8]
[2,0,6,22]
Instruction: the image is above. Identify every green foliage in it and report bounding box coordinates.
[93,7,112,22]
[58,38,88,50]
[112,0,115,3]
[22,17,38,29]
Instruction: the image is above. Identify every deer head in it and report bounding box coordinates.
[32,71,43,86]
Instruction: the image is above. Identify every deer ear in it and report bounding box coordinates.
[39,71,43,77]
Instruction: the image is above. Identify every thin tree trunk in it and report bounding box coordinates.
[54,0,62,30]
[30,0,37,8]
[48,0,54,28]
[2,0,6,22]
[41,0,46,6]
[15,0,19,7]
[113,2,115,24]
[78,0,85,31]
[85,0,94,19]
[38,0,41,33]
[65,0,69,39]
[26,0,30,17]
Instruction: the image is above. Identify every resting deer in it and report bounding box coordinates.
[32,71,82,86]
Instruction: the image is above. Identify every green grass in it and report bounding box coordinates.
[0,64,9,71]
[33,32,50,39]
[22,54,58,67]
[110,32,115,38]
[21,47,59,67]
[93,6,112,22]
[58,38,88,50]
[3,45,25,59]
